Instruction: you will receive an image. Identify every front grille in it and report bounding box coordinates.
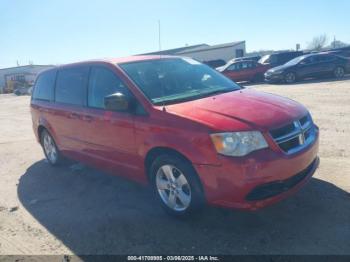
[270,114,316,154]
[270,122,295,138]
[246,158,318,201]
[299,115,309,126]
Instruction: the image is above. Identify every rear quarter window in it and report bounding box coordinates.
[32,69,56,101]
[55,66,89,106]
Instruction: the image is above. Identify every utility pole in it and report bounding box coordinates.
[158,20,161,52]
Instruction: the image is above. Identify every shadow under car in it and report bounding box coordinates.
[18,160,350,255]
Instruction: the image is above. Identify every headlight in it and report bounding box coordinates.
[210,131,268,157]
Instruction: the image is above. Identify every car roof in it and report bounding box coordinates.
[55,55,182,69]
[108,55,180,64]
[228,60,256,65]
[37,55,193,76]
[304,53,335,58]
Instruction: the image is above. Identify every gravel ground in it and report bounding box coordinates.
[0,77,350,255]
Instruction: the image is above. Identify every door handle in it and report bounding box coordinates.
[82,115,94,122]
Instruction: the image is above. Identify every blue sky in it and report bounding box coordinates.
[1,0,349,68]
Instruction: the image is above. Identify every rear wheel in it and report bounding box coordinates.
[150,154,204,217]
[40,129,64,166]
[252,73,263,83]
[334,66,345,79]
[284,72,296,84]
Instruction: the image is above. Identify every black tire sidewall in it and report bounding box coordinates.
[150,154,205,217]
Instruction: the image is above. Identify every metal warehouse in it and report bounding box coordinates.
[0,65,54,93]
[143,41,246,63]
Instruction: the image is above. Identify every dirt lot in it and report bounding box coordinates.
[0,78,350,255]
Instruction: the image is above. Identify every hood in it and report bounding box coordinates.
[165,89,307,132]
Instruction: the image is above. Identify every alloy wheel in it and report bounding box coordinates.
[156,164,191,212]
[334,67,345,78]
[285,72,296,83]
[43,132,58,164]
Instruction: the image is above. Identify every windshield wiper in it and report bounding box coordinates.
[199,89,235,97]
[153,89,237,106]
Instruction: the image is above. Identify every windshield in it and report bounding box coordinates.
[284,55,307,66]
[258,55,270,64]
[259,54,279,64]
[119,58,241,105]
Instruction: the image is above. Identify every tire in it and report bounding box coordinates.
[251,74,263,83]
[40,129,64,166]
[150,154,205,217]
[284,72,296,84]
[334,66,345,79]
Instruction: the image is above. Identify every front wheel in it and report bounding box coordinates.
[334,66,345,79]
[150,154,205,217]
[284,72,296,84]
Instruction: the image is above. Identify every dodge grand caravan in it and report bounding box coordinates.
[31,56,319,216]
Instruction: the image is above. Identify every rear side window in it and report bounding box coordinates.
[242,61,255,69]
[268,55,278,64]
[32,69,56,101]
[227,63,241,71]
[88,66,131,109]
[55,66,89,106]
[319,55,335,62]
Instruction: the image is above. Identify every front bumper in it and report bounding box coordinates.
[264,73,284,83]
[194,132,319,210]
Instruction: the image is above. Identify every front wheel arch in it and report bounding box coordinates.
[144,147,205,194]
[150,153,206,216]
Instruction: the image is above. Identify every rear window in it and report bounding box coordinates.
[318,55,335,62]
[32,69,56,101]
[55,66,89,106]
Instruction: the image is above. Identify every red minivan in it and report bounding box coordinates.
[31,55,319,216]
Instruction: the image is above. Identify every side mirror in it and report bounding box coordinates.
[104,92,131,112]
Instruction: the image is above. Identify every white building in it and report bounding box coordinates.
[0,65,54,93]
[177,41,245,63]
[142,41,246,63]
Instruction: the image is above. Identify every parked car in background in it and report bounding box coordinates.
[217,60,270,82]
[259,51,304,67]
[230,56,261,63]
[265,53,350,83]
[321,50,350,58]
[14,86,32,96]
[31,56,319,217]
[203,59,226,68]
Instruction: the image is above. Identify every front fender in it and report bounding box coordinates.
[138,130,220,166]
